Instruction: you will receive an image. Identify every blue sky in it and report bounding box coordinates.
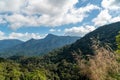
[0,0,120,41]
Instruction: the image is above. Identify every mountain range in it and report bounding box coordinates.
[0,39,23,51]
[0,22,120,80]
[0,34,80,57]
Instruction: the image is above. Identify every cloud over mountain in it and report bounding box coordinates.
[64,25,95,37]
[0,31,44,41]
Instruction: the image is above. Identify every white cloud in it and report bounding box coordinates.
[0,31,5,40]
[23,0,78,16]
[49,29,61,32]
[92,9,120,26]
[57,29,61,32]
[110,16,120,23]
[8,32,43,41]
[101,0,120,10]
[0,0,100,30]
[0,0,25,13]
[0,18,6,24]
[0,15,6,24]
[92,0,120,27]
[0,31,44,41]
[0,31,4,36]
[5,14,37,30]
[36,4,100,27]
[64,25,95,37]
[49,29,56,32]
[92,10,112,26]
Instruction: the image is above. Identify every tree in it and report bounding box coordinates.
[116,32,120,53]
[24,69,47,80]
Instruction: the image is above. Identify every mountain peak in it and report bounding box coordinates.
[47,34,57,36]
[45,34,58,39]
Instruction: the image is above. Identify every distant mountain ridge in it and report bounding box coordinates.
[0,34,80,57]
[1,22,120,58]
[0,39,23,51]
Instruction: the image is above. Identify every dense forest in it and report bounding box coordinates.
[0,22,120,80]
